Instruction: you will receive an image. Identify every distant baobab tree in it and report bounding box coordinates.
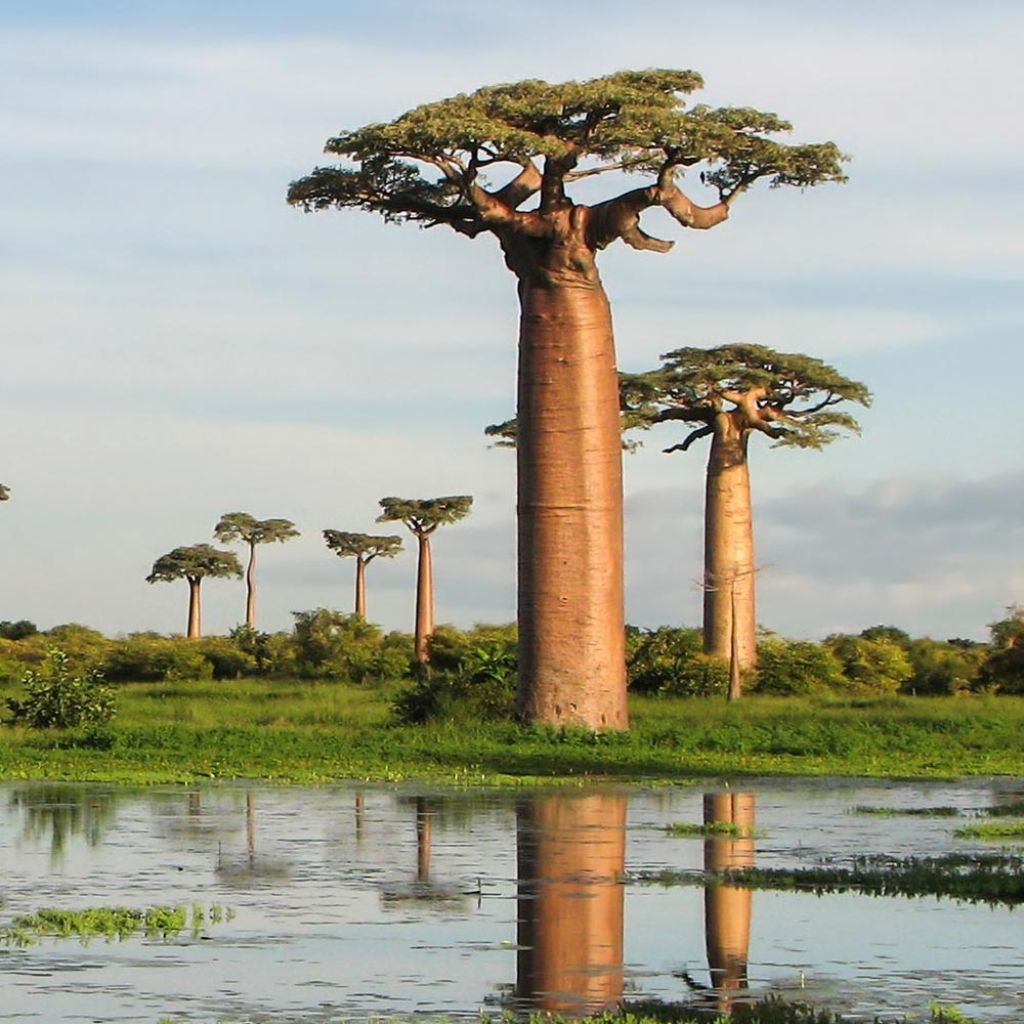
[630,345,869,684]
[213,513,300,629]
[322,530,403,618]
[289,70,844,729]
[146,544,243,639]
[0,484,10,501]
[377,496,472,665]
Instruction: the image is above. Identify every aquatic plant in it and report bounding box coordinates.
[954,820,1024,840]
[0,902,233,947]
[630,851,1024,906]
[849,804,961,817]
[665,820,759,838]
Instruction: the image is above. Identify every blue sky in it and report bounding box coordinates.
[1,1,1021,641]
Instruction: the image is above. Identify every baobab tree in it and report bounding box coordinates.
[322,530,403,618]
[376,496,472,665]
[0,484,9,501]
[146,544,243,639]
[631,345,869,687]
[289,70,845,728]
[213,513,299,629]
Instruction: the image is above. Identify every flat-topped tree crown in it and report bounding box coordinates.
[377,496,473,535]
[323,531,404,560]
[645,344,871,452]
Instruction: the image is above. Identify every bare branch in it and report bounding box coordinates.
[664,424,714,454]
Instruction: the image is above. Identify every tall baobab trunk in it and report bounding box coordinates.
[186,577,202,639]
[516,792,626,1013]
[415,796,432,883]
[703,792,755,1011]
[244,542,257,629]
[514,267,627,729]
[354,557,368,619]
[414,532,434,664]
[703,415,757,676]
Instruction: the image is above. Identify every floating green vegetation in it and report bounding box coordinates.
[630,851,1024,906]
[980,801,1024,817]
[954,820,1024,840]
[849,804,961,816]
[665,820,760,838]
[1,903,233,947]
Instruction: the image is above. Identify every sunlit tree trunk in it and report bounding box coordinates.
[414,533,434,664]
[516,792,626,1013]
[355,557,367,618]
[514,269,627,729]
[244,541,257,629]
[703,416,756,677]
[703,792,755,1011]
[186,577,202,639]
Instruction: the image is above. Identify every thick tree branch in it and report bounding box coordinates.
[664,424,714,454]
[492,160,543,209]
[654,407,715,424]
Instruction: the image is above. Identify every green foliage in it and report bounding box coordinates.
[665,820,755,838]
[0,483,9,500]
[954,821,1024,840]
[626,627,728,696]
[5,648,116,728]
[146,543,243,585]
[905,638,986,695]
[977,605,1024,693]
[291,609,412,682]
[322,529,403,561]
[377,495,473,534]
[629,344,870,454]
[0,620,37,640]
[392,623,518,724]
[826,634,913,694]
[753,635,845,695]
[288,70,846,234]
[103,635,213,682]
[213,512,299,547]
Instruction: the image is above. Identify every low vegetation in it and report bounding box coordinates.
[954,821,1024,840]
[665,820,758,838]
[849,805,961,817]
[631,851,1024,907]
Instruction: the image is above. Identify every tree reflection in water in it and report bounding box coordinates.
[702,791,755,1011]
[516,791,627,1014]
[9,785,118,867]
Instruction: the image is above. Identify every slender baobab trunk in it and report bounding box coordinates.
[244,542,257,629]
[516,792,626,1013]
[515,275,627,729]
[354,557,367,618]
[415,796,432,883]
[414,532,434,664]
[703,792,754,1011]
[186,577,202,639]
[703,416,757,676]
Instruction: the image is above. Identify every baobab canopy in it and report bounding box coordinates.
[287,69,846,252]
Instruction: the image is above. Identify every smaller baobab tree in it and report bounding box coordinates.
[377,496,473,665]
[213,513,300,629]
[146,544,243,639]
[630,345,870,694]
[322,530,403,619]
[0,484,10,501]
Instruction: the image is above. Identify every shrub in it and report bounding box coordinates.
[102,636,213,682]
[392,624,517,724]
[826,634,914,694]
[753,635,845,696]
[905,639,986,695]
[0,620,38,640]
[290,609,413,682]
[627,626,729,697]
[5,648,116,728]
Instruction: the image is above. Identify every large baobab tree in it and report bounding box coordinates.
[289,70,845,729]
[631,345,868,689]
[322,530,403,618]
[376,496,472,665]
[213,513,300,629]
[146,544,243,639]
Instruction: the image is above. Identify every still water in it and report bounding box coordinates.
[0,778,1021,1023]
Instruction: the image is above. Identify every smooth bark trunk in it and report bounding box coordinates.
[414,533,434,664]
[703,421,757,677]
[516,793,626,1013]
[244,542,257,629]
[514,276,627,729]
[186,578,202,639]
[355,557,367,619]
[703,792,754,1011]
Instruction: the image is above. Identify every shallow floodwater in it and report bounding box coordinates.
[1,778,1021,1023]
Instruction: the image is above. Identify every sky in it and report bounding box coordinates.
[1,0,1021,642]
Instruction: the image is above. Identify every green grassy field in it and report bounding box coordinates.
[1,681,1022,784]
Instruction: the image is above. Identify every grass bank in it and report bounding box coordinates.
[1,682,1022,784]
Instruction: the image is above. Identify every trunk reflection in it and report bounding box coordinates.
[516,791,626,1013]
